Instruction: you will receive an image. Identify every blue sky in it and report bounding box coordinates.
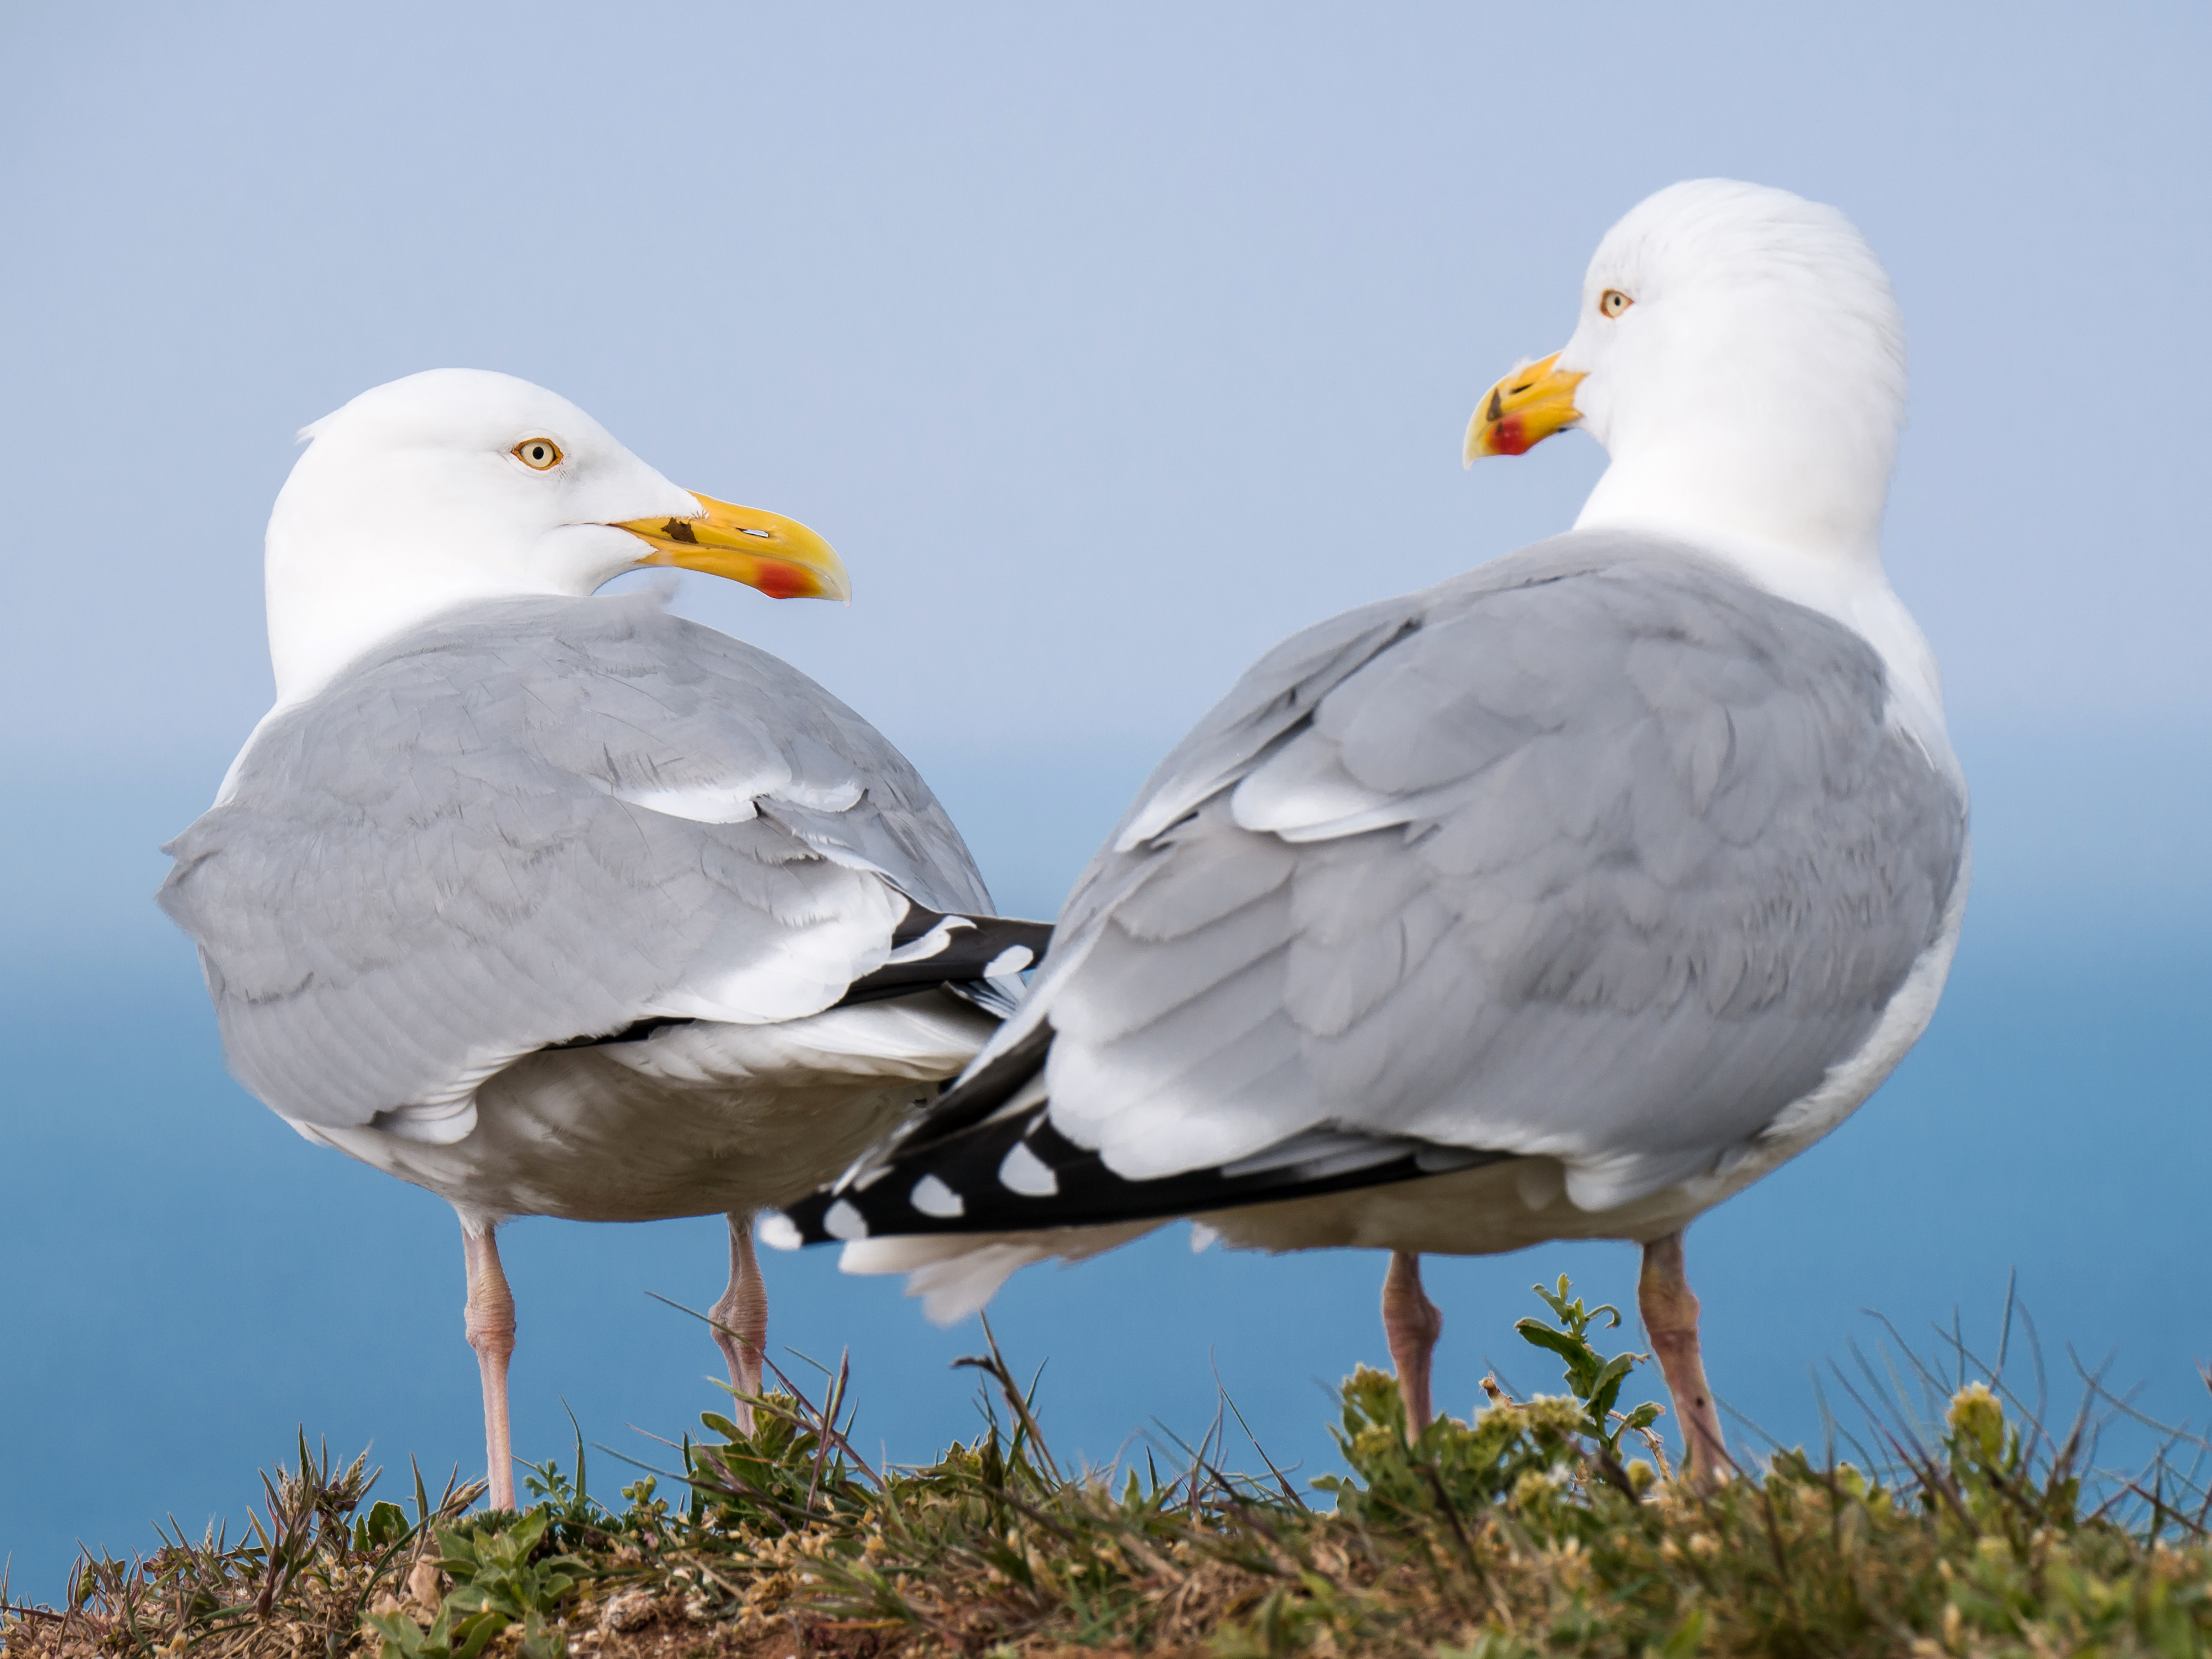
[2,0,2208,1600]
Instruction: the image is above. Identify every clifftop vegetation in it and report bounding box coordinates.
[8,1282,2210,1659]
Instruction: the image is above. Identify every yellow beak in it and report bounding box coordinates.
[1463,351,1588,465]
[615,493,851,602]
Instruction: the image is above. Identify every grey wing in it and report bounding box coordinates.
[970,588,1430,1059]
[159,592,1011,1131]
[955,533,1967,1214]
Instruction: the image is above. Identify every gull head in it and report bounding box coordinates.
[1465,180,1907,570]
[263,368,848,707]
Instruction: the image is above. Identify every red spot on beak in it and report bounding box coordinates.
[1489,417,1532,457]
[753,561,819,600]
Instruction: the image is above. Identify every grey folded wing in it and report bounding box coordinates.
[159,591,1026,1131]
[782,530,1969,1242]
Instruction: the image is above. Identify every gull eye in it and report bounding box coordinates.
[1599,289,1634,319]
[512,437,564,471]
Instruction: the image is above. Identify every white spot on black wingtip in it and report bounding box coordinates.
[998,1140,1058,1197]
[758,1212,803,1251]
[982,945,1035,978]
[823,1199,869,1240]
[883,916,976,966]
[911,1174,965,1218]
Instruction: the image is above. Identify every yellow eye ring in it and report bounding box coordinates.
[513,437,564,470]
[1599,289,1634,319]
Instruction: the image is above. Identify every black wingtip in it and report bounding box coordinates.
[834,907,1054,1008]
[775,977,1519,1253]
[772,1093,1516,1248]
[764,1192,831,1246]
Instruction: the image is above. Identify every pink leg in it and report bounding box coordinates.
[1381,1250,1443,1439]
[461,1222,518,1511]
[710,1212,769,1436]
[1639,1230,1731,1489]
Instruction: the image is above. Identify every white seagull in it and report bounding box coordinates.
[771,181,1970,1485]
[160,369,1046,1509]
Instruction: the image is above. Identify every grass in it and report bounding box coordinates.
[7,1282,2212,1659]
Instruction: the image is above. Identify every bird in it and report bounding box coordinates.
[158,368,1048,1510]
[768,180,1971,1487]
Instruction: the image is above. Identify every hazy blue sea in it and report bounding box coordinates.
[2,721,2206,1601]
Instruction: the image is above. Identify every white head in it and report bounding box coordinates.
[264,368,848,707]
[1466,180,1907,572]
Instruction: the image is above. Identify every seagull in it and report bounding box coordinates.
[769,181,1970,1486]
[159,369,1047,1509]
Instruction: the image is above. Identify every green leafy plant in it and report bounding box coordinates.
[1514,1274,1665,1486]
[1313,1365,1587,1527]
[366,1509,583,1659]
[1317,1272,1666,1535]
[363,1596,481,1659]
